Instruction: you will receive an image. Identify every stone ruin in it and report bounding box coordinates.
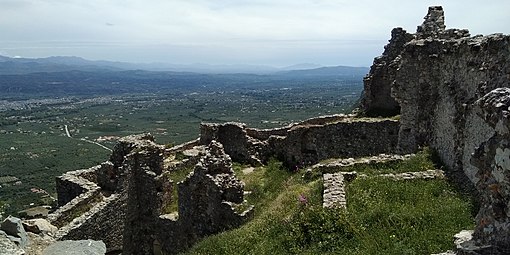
[41,134,254,255]
[361,6,510,254]
[199,115,399,168]
[8,5,508,255]
[40,112,400,254]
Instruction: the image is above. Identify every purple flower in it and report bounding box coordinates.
[298,193,308,205]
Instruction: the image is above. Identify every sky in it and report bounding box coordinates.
[1,0,509,67]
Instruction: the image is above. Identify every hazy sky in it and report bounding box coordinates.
[1,0,509,67]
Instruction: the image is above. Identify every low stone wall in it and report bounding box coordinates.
[269,119,399,167]
[55,194,126,253]
[55,167,100,207]
[48,187,101,229]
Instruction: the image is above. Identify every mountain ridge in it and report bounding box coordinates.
[0,55,368,75]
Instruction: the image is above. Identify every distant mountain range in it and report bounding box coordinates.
[0,55,368,76]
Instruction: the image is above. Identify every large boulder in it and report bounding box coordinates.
[1,216,28,248]
[22,219,58,236]
[0,230,24,255]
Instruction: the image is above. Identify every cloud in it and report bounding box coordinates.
[0,0,509,65]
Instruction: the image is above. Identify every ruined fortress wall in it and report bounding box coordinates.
[201,116,399,168]
[269,119,399,166]
[394,34,510,184]
[57,194,126,253]
[55,167,99,206]
[360,28,414,117]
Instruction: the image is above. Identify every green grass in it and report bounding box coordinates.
[184,152,474,255]
[344,178,474,254]
[161,166,194,214]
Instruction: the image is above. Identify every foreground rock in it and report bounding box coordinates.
[462,88,510,254]
[1,216,29,249]
[22,219,58,236]
[42,240,106,255]
[0,230,24,255]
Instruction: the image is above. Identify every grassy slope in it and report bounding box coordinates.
[185,152,475,255]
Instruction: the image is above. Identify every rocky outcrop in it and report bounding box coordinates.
[0,216,61,255]
[0,230,24,255]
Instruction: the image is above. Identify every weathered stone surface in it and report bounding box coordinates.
[201,116,399,168]
[378,169,444,181]
[1,216,28,249]
[466,88,510,254]
[269,118,400,167]
[359,7,509,253]
[416,6,445,38]
[121,135,164,255]
[42,240,106,255]
[392,8,508,191]
[200,122,264,165]
[311,153,413,173]
[0,230,24,255]
[323,173,347,208]
[22,219,57,236]
[24,232,56,255]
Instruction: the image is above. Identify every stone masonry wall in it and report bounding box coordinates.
[360,27,414,116]
[55,194,126,253]
[363,6,510,253]
[466,88,510,254]
[269,119,399,167]
[157,141,253,254]
[200,116,399,168]
[393,11,510,187]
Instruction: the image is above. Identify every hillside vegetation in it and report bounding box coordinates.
[185,151,475,254]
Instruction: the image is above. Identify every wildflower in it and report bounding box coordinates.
[298,193,308,206]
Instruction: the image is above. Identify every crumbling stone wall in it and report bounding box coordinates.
[200,122,263,165]
[360,27,414,116]
[200,116,399,168]
[120,136,164,255]
[362,6,510,253]
[50,134,166,254]
[53,134,254,254]
[269,118,399,167]
[157,141,253,254]
[55,194,126,253]
[55,168,98,207]
[392,8,510,187]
